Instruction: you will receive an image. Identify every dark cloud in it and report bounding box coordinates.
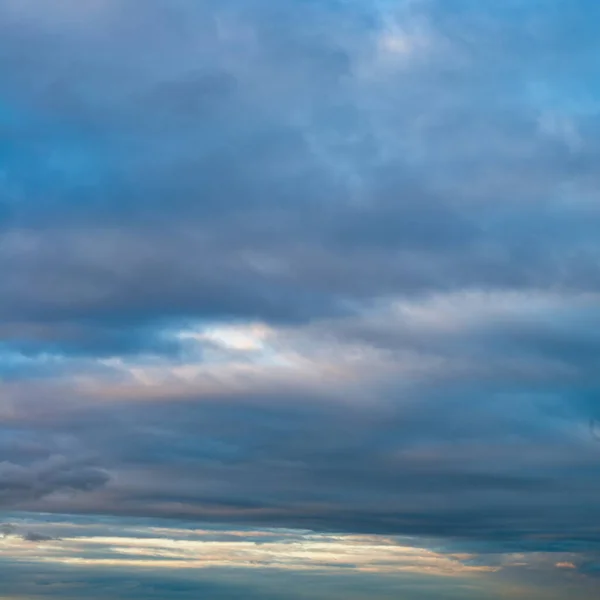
[0,522,17,537]
[21,530,56,542]
[0,370,596,545]
[0,455,110,506]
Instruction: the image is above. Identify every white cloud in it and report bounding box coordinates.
[0,520,497,576]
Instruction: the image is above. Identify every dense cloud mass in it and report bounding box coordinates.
[1,0,600,598]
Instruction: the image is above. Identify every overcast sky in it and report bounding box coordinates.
[1,1,600,599]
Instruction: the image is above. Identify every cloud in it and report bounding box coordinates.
[0,288,599,550]
[0,515,597,600]
[21,531,56,542]
[0,523,17,538]
[2,0,600,357]
[0,456,110,506]
[2,1,600,598]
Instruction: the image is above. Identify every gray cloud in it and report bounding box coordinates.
[0,455,110,506]
[21,531,56,542]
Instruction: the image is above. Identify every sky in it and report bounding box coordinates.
[1,0,600,598]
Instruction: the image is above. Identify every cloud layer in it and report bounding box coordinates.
[2,0,600,598]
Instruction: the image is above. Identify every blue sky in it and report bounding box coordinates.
[1,1,600,598]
